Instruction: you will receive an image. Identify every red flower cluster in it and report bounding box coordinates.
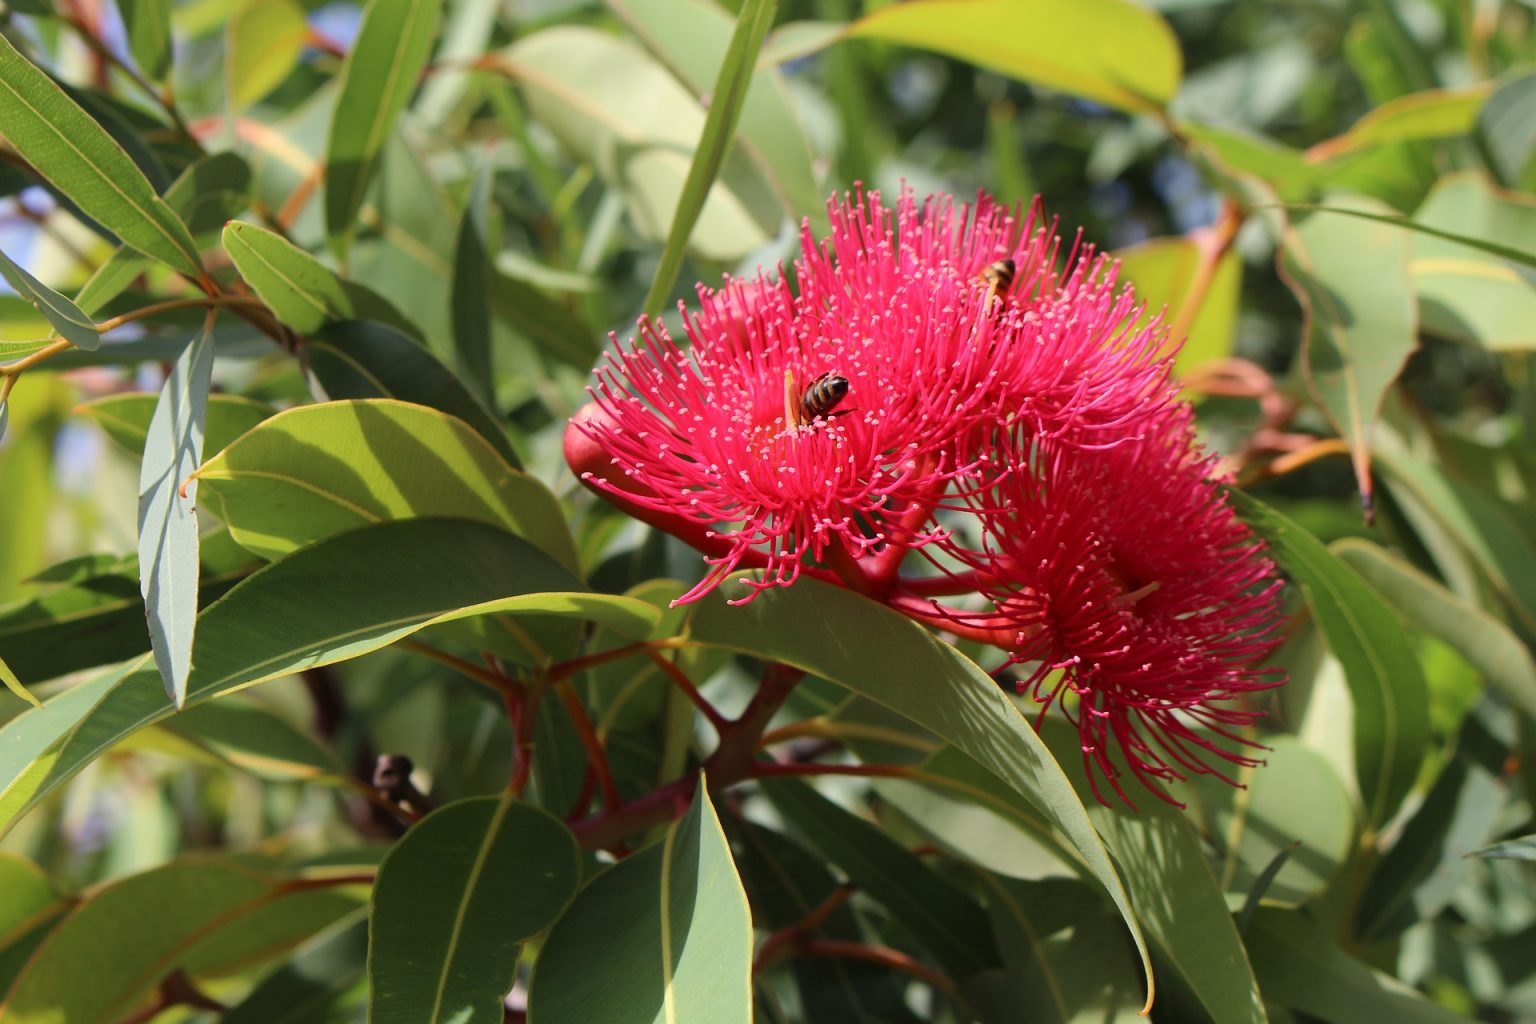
[567,187,1286,805]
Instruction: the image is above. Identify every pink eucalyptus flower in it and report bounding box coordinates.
[570,187,1179,605]
[938,406,1288,807]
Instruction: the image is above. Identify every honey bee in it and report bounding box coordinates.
[799,372,851,424]
[979,258,1016,305]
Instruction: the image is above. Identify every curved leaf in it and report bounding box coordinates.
[0,246,98,351]
[768,0,1181,116]
[0,655,40,709]
[684,577,1156,1008]
[1477,70,1536,190]
[1279,195,1417,512]
[0,518,658,838]
[222,221,421,338]
[529,783,753,1024]
[0,861,363,1024]
[76,152,253,316]
[369,795,580,1022]
[0,34,201,278]
[1232,492,1430,830]
[1335,537,1536,723]
[324,0,440,260]
[191,399,573,572]
[1313,85,1489,160]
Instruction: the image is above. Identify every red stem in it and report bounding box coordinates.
[556,680,622,810]
[646,650,730,733]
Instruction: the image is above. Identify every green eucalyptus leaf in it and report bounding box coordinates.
[227,0,309,112]
[1279,195,1417,512]
[0,654,41,709]
[222,916,370,1024]
[0,518,653,838]
[0,546,251,686]
[1113,236,1241,375]
[1335,537,1536,723]
[610,0,825,229]
[137,318,215,706]
[1410,172,1536,351]
[119,0,173,80]
[1247,908,1472,1024]
[631,0,786,315]
[1469,834,1536,861]
[0,246,99,351]
[76,151,253,316]
[1477,70,1536,190]
[450,156,495,406]
[1233,492,1430,831]
[305,320,519,469]
[503,26,781,264]
[369,795,581,1022]
[1,861,364,1023]
[1375,450,1536,637]
[191,399,570,569]
[979,875,1146,1024]
[78,391,274,457]
[0,33,201,278]
[324,0,440,261]
[768,0,1181,115]
[529,783,753,1024]
[222,220,421,337]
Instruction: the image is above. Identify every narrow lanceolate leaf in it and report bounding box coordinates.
[529,783,754,1024]
[226,0,309,112]
[1469,834,1536,861]
[0,654,42,709]
[1279,196,1417,515]
[1334,538,1536,724]
[222,221,420,337]
[450,157,495,406]
[0,33,202,279]
[641,0,779,316]
[0,519,659,837]
[369,795,581,1023]
[1309,84,1489,160]
[1232,493,1431,831]
[324,0,440,261]
[138,315,215,706]
[76,152,252,316]
[0,246,99,350]
[119,0,173,80]
[686,577,1156,1008]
